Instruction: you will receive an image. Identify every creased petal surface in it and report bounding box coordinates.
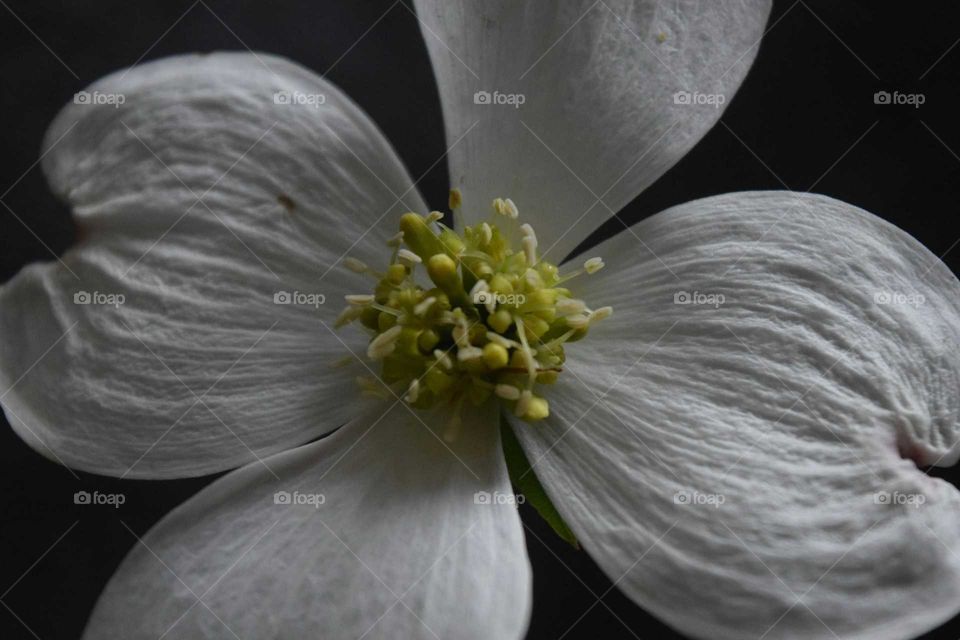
[83,401,531,640]
[0,52,424,478]
[414,0,771,259]
[510,191,960,639]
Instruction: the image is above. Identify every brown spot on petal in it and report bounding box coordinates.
[277,194,296,212]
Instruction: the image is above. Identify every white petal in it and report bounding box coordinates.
[0,52,425,478]
[413,0,771,260]
[83,401,531,640]
[509,192,960,639]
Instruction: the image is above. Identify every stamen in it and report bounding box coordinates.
[405,379,420,403]
[522,235,538,266]
[449,188,463,210]
[339,193,609,424]
[413,297,436,317]
[397,248,422,264]
[367,324,402,360]
[343,257,369,273]
[357,376,390,399]
[457,346,483,362]
[503,198,519,219]
[584,257,605,274]
[480,222,493,245]
[514,317,538,384]
[335,306,363,327]
[371,303,402,317]
[590,306,614,322]
[487,333,519,349]
[345,294,374,306]
[556,298,586,315]
[495,384,521,400]
[433,349,453,370]
[515,390,533,417]
[524,268,543,289]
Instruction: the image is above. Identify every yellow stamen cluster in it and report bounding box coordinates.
[338,191,611,438]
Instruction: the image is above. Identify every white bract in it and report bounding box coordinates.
[2,2,960,639]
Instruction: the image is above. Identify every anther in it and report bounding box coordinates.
[480,222,493,245]
[345,294,375,305]
[495,384,521,400]
[457,346,483,362]
[413,297,436,317]
[367,324,403,360]
[387,232,404,247]
[433,349,454,370]
[397,248,422,264]
[556,298,585,315]
[448,188,463,210]
[590,306,613,322]
[584,257,605,274]
[522,235,538,266]
[405,379,420,403]
[343,257,369,273]
[515,390,533,417]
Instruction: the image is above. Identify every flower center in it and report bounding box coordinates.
[338,191,612,440]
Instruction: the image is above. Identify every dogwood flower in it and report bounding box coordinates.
[2,1,960,639]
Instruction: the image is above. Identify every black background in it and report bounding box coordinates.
[2,1,960,638]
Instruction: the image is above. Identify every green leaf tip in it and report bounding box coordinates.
[500,417,579,548]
